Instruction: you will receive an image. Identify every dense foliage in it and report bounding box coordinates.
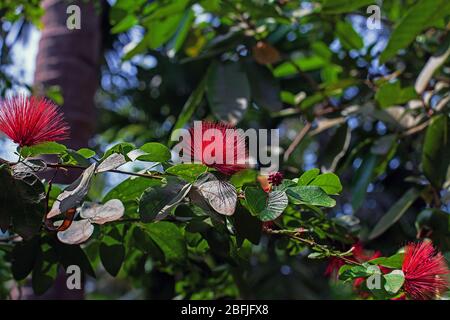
[0,0,449,300]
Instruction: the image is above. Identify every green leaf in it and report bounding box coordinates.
[321,0,375,14]
[100,243,125,277]
[166,9,195,56]
[422,114,450,188]
[375,82,417,108]
[103,177,162,215]
[380,0,449,64]
[336,21,363,50]
[369,253,405,269]
[244,187,288,221]
[143,12,184,49]
[165,163,208,182]
[61,149,91,166]
[274,56,326,77]
[245,187,267,215]
[138,142,171,162]
[298,168,320,186]
[45,85,64,105]
[230,169,258,188]
[111,14,138,34]
[286,185,336,207]
[383,270,405,295]
[206,61,251,123]
[132,226,165,261]
[339,264,381,281]
[77,148,96,159]
[310,173,342,195]
[139,182,191,221]
[102,142,135,160]
[144,222,187,263]
[369,188,420,240]
[20,142,67,158]
[351,153,378,211]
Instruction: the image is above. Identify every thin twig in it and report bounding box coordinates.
[45,163,164,180]
[283,121,312,162]
[265,228,362,266]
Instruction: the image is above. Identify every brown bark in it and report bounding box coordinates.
[28,0,104,299]
[34,0,102,152]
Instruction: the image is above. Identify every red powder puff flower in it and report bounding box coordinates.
[0,95,69,147]
[402,241,449,300]
[268,171,284,187]
[187,121,247,175]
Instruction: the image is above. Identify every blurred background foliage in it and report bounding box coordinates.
[0,0,449,299]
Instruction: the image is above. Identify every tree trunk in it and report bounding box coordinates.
[34,0,102,159]
[26,0,103,299]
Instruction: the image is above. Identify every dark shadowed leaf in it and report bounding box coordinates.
[100,242,125,276]
[233,205,262,245]
[11,236,40,280]
[422,114,450,188]
[351,153,378,211]
[0,167,46,239]
[206,61,251,124]
[369,188,420,240]
[246,62,282,112]
[139,180,192,221]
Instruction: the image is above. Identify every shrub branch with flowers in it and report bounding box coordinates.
[0,95,448,299]
[0,0,450,301]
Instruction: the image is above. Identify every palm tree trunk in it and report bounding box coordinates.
[27,0,104,299]
[34,0,102,152]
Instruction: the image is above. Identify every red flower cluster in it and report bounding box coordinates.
[268,171,283,187]
[188,121,247,175]
[402,241,449,300]
[0,95,69,147]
